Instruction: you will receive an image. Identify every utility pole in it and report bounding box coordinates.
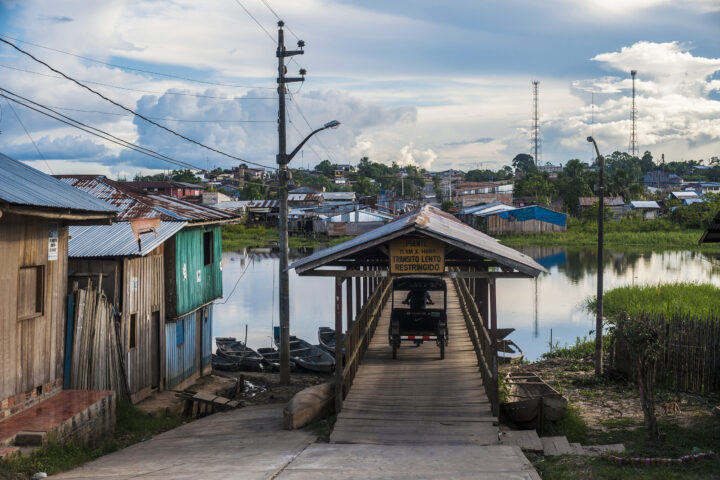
[532,80,540,167]
[276,21,304,385]
[629,70,638,157]
[587,136,604,376]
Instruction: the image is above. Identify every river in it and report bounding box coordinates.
[213,247,720,361]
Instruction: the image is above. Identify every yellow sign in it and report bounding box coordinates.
[389,238,445,274]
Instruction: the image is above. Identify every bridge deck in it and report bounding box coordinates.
[331,280,498,445]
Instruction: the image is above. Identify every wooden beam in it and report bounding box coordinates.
[300,269,530,279]
[489,279,499,418]
[1,204,115,221]
[335,278,343,414]
[346,276,352,331]
[355,275,361,318]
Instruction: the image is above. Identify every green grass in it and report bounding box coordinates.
[531,416,720,479]
[0,402,184,479]
[586,283,720,320]
[221,225,355,251]
[542,336,611,360]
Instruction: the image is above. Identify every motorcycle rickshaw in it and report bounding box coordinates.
[388,276,448,360]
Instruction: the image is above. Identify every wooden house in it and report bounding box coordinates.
[58,176,239,397]
[0,154,116,419]
[485,205,567,235]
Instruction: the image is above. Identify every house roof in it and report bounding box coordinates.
[69,221,186,257]
[287,193,323,203]
[629,200,661,209]
[124,180,205,190]
[289,204,546,277]
[0,154,117,214]
[56,175,237,222]
[489,205,568,227]
[325,210,391,223]
[670,191,699,199]
[579,196,625,207]
[321,192,356,201]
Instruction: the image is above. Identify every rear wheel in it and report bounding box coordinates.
[439,338,445,360]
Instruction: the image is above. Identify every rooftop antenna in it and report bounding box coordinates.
[629,70,638,157]
[532,80,540,166]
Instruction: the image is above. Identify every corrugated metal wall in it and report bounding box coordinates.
[165,310,197,389]
[172,226,222,318]
[202,305,212,368]
[122,254,164,396]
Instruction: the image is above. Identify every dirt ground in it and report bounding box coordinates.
[135,370,328,416]
[502,357,719,430]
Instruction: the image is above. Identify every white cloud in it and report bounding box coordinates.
[397,143,437,170]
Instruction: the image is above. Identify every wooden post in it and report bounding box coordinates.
[489,278,499,417]
[478,277,489,326]
[363,269,368,304]
[346,275,353,330]
[355,274,361,316]
[335,278,343,413]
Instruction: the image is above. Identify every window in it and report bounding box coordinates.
[128,313,137,350]
[203,231,214,266]
[18,265,44,320]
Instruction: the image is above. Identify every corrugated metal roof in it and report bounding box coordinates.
[288,193,322,203]
[630,200,661,209]
[0,154,117,213]
[321,192,356,200]
[57,175,238,222]
[579,196,625,207]
[247,199,279,208]
[670,191,699,198]
[290,204,546,277]
[326,210,391,223]
[69,221,186,257]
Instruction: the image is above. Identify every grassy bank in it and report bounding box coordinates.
[586,283,720,320]
[497,217,717,249]
[0,403,184,479]
[221,225,353,251]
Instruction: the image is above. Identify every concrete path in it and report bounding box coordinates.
[54,404,314,480]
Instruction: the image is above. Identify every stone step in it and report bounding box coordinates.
[540,436,575,456]
[569,442,585,455]
[0,446,20,460]
[501,430,543,452]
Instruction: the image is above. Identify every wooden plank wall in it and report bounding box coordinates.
[487,216,565,235]
[0,213,67,405]
[122,254,165,399]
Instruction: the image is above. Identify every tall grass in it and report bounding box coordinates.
[586,282,720,320]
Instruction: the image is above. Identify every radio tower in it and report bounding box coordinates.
[531,80,540,166]
[629,70,638,157]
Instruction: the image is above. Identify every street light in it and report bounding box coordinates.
[586,136,605,377]
[277,120,340,384]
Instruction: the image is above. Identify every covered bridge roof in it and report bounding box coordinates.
[290,204,546,277]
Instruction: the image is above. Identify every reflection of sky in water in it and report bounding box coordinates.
[214,248,720,361]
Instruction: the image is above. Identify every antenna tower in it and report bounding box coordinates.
[629,70,638,157]
[531,80,540,166]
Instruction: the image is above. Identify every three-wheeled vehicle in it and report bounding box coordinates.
[388,276,448,360]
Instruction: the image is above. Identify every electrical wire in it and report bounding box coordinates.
[215,255,254,304]
[259,0,300,41]
[233,0,277,44]
[4,98,53,174]
[0,33,275,90]
[0,37,275,171]
[289,91,336,163]
[44,105,275,124]
[1,88,210,170]
[0,64,275,100]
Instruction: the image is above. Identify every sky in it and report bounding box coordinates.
[0,0,718,178]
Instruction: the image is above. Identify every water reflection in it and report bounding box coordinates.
[214,247,720,362]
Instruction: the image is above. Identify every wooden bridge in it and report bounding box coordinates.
[331,279,498,445]
[289,205,546,447]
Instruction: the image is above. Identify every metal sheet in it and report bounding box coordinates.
[165,312,197,389]
[69,221,186,257]
[0,153,117,213]
[289,205,546,277]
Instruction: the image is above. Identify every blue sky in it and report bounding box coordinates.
[0,0,718,177]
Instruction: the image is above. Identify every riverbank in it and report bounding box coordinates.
[221,225,352,251]
[504,354,720,479]
[498,228,716,249]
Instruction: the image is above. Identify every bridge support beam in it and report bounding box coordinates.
[335,278,343,413]
[346,276,353,331]
[355,275,361,320]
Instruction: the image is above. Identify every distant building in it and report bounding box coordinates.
[669,191,700,201]
[682,182,720,194]
[642,170,683,188]
[484,205,567,235]
[321,191,357,203]
[202,191,233,205]
[125,180,205,200]
[232,166,269,181]
[450,181,513,207]
[537,163,563,174]
[628,200,661,219]
[578,196,625,220]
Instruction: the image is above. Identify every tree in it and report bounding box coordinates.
[440,200,455,211]
[512,153,536,177]
[314,160,335,177]
[513,171,556,205]
[171,169,201,184]
[354,177,379,196]
[614,314,663,446]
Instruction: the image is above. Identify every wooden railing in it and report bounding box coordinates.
[451,274,498,416]
[341,277,392,399]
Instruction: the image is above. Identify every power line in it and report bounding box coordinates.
[289,91,336,163]
[0,33,275,90]
[0,37,275,171]
[4,98,53,174]
[44,105,275,124]
[0,64,275,100]
[259,0,300,41]
[233,0,277,44]
[0,91,203,170]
